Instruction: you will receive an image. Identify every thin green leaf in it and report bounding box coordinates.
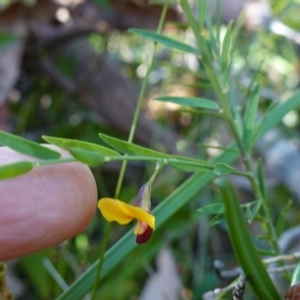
[43,136,120,157]
[254,89,300,140]
[275,199,292,236]
[221,22,233,82]
[257,159,268,200]
[155,96,219,110]
[99,133,169,158]
[213,162,235,175]
[69,148,106,167]
[0,131,60,160]
[128,28,199,54]
[243,84,260,152]
[180,0,232,119]
[204,14,220,62]
[197,203,225,215]
[215,0,221,42]
[255,101,277,134]
[0,161,33,180]
[208,214,223,226]
[245,201,261,223]
[242,60,264,99]
[291,262,300,286]
[216,178,280,300]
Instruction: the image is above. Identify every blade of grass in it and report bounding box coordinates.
[216,178,280,300]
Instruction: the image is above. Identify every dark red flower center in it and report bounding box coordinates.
[136,226,153,244]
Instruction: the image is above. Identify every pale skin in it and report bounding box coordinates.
[0,146,97,261]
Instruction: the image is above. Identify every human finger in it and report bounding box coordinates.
[0,146,97,260]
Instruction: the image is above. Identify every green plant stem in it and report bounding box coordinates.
[91,1,169,298]
[180,0,279,255]
[114,0,169,198]
[103,156,252,178]
[148,162,163,185]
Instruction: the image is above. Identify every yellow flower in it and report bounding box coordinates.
[98,184,155,244]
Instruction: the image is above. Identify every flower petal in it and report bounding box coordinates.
[124,204,155,229]
[136,226,153,244]
[134,220,148,235]
[98,198,155,229]
[98,198,134,225]
[135,183,151,211]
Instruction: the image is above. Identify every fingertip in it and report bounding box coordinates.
[0,147,97,260]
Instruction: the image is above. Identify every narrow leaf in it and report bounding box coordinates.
[43,136,120,157]
[257,159,268,200]
[99,133,169,158]
[213,162,235,175]
[0,161,33,180]
[0,131,61,160]
[254,89,300,140]
[243,84,260,152]
[291,262,300,286]
[197,203,225,215]
[129,28,199,54]
[208,214,223,226]
[69,148,106,167]
[216,178,280,300]
[155,96,219,110]
[275,199,292,236]
[245,201,261,223]
[221,21,233,82]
